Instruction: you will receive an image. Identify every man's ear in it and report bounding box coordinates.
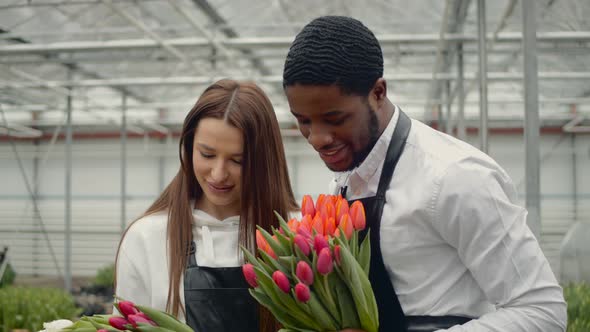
[370,78,387,109]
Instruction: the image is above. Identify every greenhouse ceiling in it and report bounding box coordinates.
[0,0,589,137]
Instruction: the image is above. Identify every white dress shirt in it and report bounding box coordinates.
[115,209,241,321]
[331,107,567,331]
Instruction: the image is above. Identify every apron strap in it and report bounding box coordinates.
[349,110,412,332]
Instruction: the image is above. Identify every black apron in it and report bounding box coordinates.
[343,111,471,332]
[184,241,258,332]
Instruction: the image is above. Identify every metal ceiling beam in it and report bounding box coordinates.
[2,31,589,55]
[189,0,271,75]
[3,71,590,89]
[425,0,471,117]
[0,25,149,102]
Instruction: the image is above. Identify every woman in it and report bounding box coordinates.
[115,79,298,332]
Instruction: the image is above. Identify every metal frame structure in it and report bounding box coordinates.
[1,0,590,289]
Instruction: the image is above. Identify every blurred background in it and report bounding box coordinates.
[0,0,589,330]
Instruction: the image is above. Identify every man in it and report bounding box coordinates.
[283,16,566,332]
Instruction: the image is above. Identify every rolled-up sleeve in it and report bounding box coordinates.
[433,162,567,332]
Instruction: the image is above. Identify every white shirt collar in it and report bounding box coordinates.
[334,105,400,196]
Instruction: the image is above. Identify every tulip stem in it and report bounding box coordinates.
[323,274,336,311]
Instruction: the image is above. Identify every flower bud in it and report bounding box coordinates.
[296,261,314,285]
[295,283,311,303]
[313,234,329,255]
[242,263,258,288]
[127,314,156,327]
[350,200,367,230]
[109,316,130,330]
[301,195,316,218]
[272,270,291,294]
[317,247,334,275]
[118,301,139,317]
[294,234,311,256]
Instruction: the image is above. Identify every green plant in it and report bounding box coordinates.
[94,264,115,289]
[564,283,590,332]
[0,287,81,332]
[0,264,15,288]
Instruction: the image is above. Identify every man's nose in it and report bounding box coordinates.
[307,124,334,151]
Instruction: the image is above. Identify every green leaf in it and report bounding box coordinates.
[257,226,287,256]
[358,229,371,276]
[334,277,361,329]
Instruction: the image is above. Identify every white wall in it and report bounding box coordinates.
[1,131,589,279]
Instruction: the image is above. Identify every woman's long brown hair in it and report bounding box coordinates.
[115,79,297,332]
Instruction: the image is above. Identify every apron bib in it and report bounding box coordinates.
[344,111,471,332]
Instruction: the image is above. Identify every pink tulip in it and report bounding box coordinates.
[109,316,130,330]
[295,282,311,303]
[334,245,342,265]
[127,314,156,327]
[272,270,291,294]
[294,234,311,256]
[350,200,367,230]
[296,261,314,285]
[313,234,329,255]
[118,301,139,317]
[97,330,109,332]
[317,247,333,275]
[301,195,316,217]
[242,263,258,288]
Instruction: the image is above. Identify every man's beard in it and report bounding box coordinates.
[347,106,380,171]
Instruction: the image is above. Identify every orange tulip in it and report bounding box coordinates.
[350,200,367,230]
[312,214,324,235]
[335,199,349,225]
[287,218,300,233]
[338,214,354,240]
[320,200,335,221]
[315,194,327,211]
[325,217,336,236]
[301,195,316,218]
[256,229,277,259]
[300,214,313,233]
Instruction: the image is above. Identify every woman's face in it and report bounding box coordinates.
[192,118,243,219]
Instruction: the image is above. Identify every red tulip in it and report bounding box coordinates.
[317,248,334,275]
[296,261,314,285]
[334,245,342,265]
[301,195,316,217]
[313,234,329,255]
[294,234,311,256]
[295,282,311,303]
[350,200,367,230]
[242,263,258,288]
[127,314,156,327]
[118,301,139,317]
[272,270,291,294]
[109,316,130,330]
[97,330,109,332]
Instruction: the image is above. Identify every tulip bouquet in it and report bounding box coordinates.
[40,299,193,332]
[241,194,378,332]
